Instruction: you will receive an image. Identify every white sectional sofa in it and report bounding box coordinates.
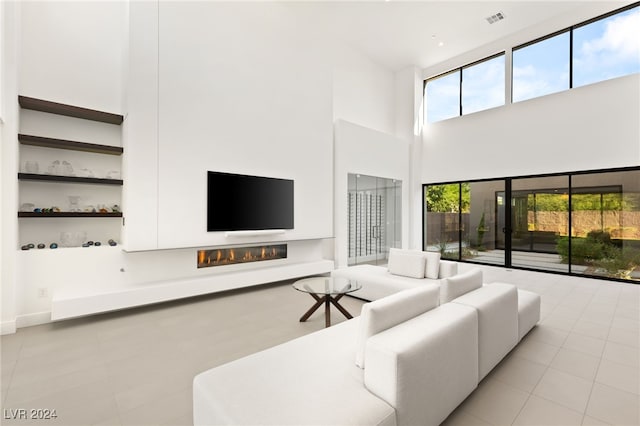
[193,269,541,426]
[331,248,459,301]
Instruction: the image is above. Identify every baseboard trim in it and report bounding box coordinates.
[16,311,51,329]
[1,320,17,335]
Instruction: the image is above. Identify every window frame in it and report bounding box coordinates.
[422,165,640,284]
[511,2,640,103]
[424,51,506,123]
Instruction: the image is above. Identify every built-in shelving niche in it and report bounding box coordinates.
[17,96,124,248]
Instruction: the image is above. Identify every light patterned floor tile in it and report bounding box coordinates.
[533,368,594,413]
[595,358,640,395]
[586,383,640,426]
[513,395,583,426]
[550,347,601,381]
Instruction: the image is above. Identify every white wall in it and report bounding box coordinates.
[19,1,125,112]
[332,49,396,135]
[4,1,399,330]
[395,66,424,249]
[124,1,398,251]
[422,73,640,183]
[334,120,410,268]
[156,2,333,249]
[1,0,20,334]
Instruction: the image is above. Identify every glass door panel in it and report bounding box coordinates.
[424,183,462,260]
[466,180,505,265]
[571,170,640,282]
[511,176,569,273]
[348,174,401,266]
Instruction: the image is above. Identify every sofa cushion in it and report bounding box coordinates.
[438,260,458,279]
[193,320,396,426]
[450,283,519,380]
[516,288,541,341]
[355,285,440,368]
[423,251,441,279]
[364,303,478,426]
[387,248,425,279]
[332,265,433,301]
[440,268,483,304]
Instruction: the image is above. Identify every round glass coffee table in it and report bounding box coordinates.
[293,276,362,327]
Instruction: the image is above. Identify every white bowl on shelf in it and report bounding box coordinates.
[60,231,87,248]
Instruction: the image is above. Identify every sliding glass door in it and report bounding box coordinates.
[423,167,640,283]
[510,175,570,273]
[348,174,402,266]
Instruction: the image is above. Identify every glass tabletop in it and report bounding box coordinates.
[292,277,361,295]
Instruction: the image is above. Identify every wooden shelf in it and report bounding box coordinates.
[18,212,122,218]
[18,173,123,186]
[18,96,124,125]
[19,134,123,155]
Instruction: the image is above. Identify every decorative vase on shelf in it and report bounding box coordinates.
[60,231,87,248]
[68,196,81,212]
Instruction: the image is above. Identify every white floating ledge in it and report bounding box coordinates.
[224,230,286,238]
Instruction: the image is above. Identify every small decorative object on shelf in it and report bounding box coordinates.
[37,243,45,249]
[78,168,94,177]
[20,203,35,212]
[106,170,121,179]
[87,241,94,246]
[50,243,58,249]
[111,204,120,213]
[24,161,39,173]
[108,239,117,246]
[21,245,30,250]
[27,243,35,249]
[60,231,87,247]
[68,196,81,212]
[95,241,102,246]
[82,243,90,248]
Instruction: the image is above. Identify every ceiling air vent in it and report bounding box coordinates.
[486,12,505,24]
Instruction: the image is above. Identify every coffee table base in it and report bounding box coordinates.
[299,293,353,327]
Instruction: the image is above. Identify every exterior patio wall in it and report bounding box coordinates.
[531,211,640,240]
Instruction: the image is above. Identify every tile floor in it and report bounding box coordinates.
[1,265,639,425]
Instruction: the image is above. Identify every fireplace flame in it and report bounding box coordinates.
[197,244,287,269]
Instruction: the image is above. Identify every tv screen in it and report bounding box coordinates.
[207,171,294,232]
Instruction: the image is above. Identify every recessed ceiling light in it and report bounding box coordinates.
[438,41,444,47]
[485,11,505,24]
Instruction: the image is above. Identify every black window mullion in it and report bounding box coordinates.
[505,178,512,267]
[459,68,463,117]
[568,175,573,275]
[459,183,463,260]
[569,28,574,89]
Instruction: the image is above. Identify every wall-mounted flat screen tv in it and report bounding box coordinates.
[207,171,294,232]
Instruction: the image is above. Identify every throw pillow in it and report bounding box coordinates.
[440,268,483,304]
[387,248,426,279]
[355,285,440,368]
[423,251,441,279]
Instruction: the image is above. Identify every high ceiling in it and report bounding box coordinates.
[283,1,624,71]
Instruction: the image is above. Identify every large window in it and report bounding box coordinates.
[424,167,640,283]
[425,53,505,123]
[512,32,570,103]
[425,71,460,123]
[513,4,639,103]
[462,55,505,115]
[425,4,639,115]
[573,6,640,88]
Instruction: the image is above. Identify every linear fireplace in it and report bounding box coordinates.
[197,244,287,268]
